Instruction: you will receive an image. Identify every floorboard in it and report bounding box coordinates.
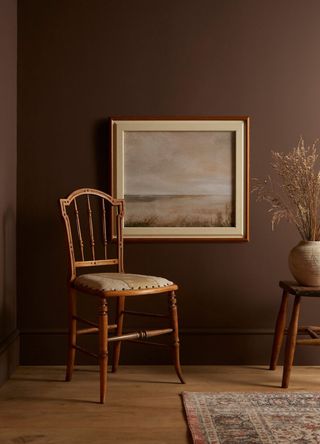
[1,365,320,443]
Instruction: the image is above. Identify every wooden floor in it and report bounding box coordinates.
[1,365,320,443]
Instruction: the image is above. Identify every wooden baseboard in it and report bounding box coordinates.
[19,327,320,366]
[0,329,19,387]
[20,327,274,336]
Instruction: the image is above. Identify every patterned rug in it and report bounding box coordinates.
[182,391,320,443]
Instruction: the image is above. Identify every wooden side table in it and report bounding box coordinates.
[270,280,320,388]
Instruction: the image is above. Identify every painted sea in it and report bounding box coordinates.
[124,194,235,227]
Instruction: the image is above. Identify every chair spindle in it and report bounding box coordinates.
[74,198,85,261]
[102,198,108,259]
[87,195,96,260]
[116,210,123,272]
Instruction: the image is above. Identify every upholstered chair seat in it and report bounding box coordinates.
[74,273,173,293]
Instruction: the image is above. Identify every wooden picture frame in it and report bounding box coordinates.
[110,116,249,241]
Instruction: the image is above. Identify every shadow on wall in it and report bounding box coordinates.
[94,119,112,194]
[0,207,17,377]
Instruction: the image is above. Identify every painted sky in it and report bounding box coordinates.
[124,131,234,196]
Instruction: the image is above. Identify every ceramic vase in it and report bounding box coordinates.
[288,240,320,286]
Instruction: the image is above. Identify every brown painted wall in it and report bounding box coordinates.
[0,0,18,384]
[18,0,320,365]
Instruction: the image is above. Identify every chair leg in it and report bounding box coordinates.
[282,295,301,388]
[99,298,109,404]
[112,296,125,373]
[270,290,289,370]
[66,287,77,382]
[168,291,185,384]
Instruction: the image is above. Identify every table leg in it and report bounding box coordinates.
[270,290,289,370]
[282,295,301,388]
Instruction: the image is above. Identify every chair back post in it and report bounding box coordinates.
[60,197,77,281]
[117,199,125,273]
[60,188,125,282]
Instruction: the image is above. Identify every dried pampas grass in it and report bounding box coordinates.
[252,137,320,240]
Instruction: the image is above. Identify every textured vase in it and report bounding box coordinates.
[288,241,320,286]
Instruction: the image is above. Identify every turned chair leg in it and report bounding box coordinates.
[99,298,109,404]
[270,290,289,370]
[169,291,185,384]
[66,287,77,382]
[112,296,125,373]
[282,295,301,388]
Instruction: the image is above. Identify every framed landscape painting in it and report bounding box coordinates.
[111,117,249,241]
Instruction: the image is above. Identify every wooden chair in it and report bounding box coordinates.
[270,280,320,388]
[60,188,185,403]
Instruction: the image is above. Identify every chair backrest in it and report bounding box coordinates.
[60,188,124,281]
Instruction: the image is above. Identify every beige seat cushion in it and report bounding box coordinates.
[74,272,174,292]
